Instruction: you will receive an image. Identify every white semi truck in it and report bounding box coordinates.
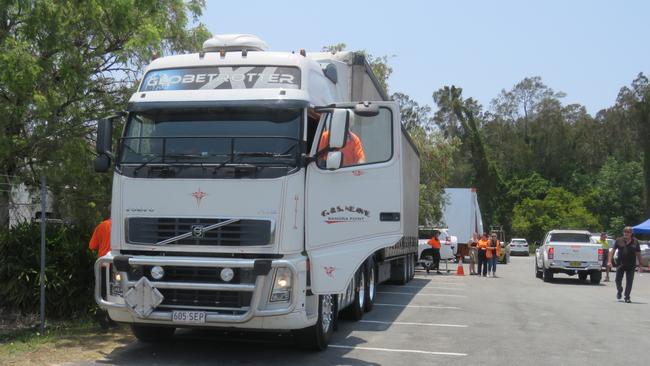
[93,34,420,350]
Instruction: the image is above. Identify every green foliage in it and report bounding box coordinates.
[584,157,644,232]
[0,223,95,318]
[0,0,210,227]
[512,188,598,242]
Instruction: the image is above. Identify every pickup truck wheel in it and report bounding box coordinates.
[590,271,602,284]
[535,261,543,279]
[342,268,365,321]
[364,260,376,312]
[295,294,336,350]
[578,272,588,281]
[543,268,554,282]
[131,324,175,343]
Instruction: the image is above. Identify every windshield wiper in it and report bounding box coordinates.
[133,155,166,175]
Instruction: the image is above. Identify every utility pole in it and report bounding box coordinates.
[39,175,46,335]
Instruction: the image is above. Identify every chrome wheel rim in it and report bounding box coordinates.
[358,271,365,309]
[321,295,333,333]
[368,266,375,302]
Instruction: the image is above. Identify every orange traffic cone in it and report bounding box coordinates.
[456,258,465,276]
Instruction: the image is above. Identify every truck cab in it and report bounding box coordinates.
[92,34,419,350]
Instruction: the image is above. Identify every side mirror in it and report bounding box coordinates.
[326,151,342,170]
[96,118,113,156]
[328,109,350,149]
[94,154,111,173]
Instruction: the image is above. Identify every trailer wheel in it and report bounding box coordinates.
[364,260,376,312]
[131,324,175,343]
[342,267,365,321]
[295,294,336,350]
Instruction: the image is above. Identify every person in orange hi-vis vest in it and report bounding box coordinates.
[317,129,366,167]
[427,230,442,274]
[89,210,115,328]
[89,217,111,258]
[477,233,490,277]
[486,232,500,277]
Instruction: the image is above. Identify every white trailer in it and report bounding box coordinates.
[440,188,484,245]
[92,34,419,350]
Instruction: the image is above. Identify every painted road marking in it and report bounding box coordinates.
[381,285,465,291]
[329,344,467,357]
[377,291,467,298]
[360,320,468,328]
[374,303,462,310]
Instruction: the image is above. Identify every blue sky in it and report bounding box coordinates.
[200,0,649,115]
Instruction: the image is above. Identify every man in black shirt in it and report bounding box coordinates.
[607,226,643,303]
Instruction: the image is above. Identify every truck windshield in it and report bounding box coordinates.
[118,107,302,178]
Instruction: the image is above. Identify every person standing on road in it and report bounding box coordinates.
[486,232,500,278]
[89,208,114,328]
[469,233,479,275]
[477,233,489,277]
[427,230,442,275]
[608,226,642,303]
[598,232,610,282]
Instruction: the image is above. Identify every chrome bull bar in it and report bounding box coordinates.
[94,253,300,323]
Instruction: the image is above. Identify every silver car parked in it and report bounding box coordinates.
[509,238,529,256]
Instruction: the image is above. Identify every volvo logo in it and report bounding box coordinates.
[191,225,204,238]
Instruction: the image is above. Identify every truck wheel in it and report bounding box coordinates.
[535,261,543,279]
[295,294,336,350]
[590,271,602,284]
[343,268,365,321]
[131,324,175,343]
[578,272,588,281]
[543,268,553,282]
[364,260,376,312]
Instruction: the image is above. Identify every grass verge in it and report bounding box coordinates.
[0,318,133,365]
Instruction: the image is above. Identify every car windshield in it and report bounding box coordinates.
[119,107,301,166]
[550,233,591,242]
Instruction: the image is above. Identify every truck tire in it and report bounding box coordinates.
[342,267,365,321]
[295,294,336,351]
[590,271,602,284]
[535,261,543,279]
[130,324,175,343]
[364,260,376,312]
[543,268,553,282]
[578,272,588,281]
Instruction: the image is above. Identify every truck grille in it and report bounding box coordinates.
[158,289,252,309]
[138,265,256,284]
[127,218,272,246]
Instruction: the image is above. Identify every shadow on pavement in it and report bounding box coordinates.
[93,279,432,365]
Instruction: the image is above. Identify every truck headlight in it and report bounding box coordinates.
[110,269,124,297]
[270,267,292,302]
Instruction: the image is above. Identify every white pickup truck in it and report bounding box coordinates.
[535,230,603,284]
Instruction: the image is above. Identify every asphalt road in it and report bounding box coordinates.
[67,256,649,366]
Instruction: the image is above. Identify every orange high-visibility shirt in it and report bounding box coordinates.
[318,130,366,166]
[89,219,111,257]
[486,240,500,259]
[477,239,489,251]
[428,237,441,249]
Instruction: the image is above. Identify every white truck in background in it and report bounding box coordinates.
[535,230,603,284]
[92,34,419,350]
[440,188,484,246]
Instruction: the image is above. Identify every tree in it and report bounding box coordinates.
[512,187,598,243]
[615,73,650,216]
[432,86,506,227]
[0,0,210,228]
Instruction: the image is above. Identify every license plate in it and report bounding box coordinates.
[569,261,581,267]
[172,310,206,324]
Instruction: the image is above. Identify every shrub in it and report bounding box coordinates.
[0,223,96,318]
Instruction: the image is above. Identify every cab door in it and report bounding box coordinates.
[305,102,404,294]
